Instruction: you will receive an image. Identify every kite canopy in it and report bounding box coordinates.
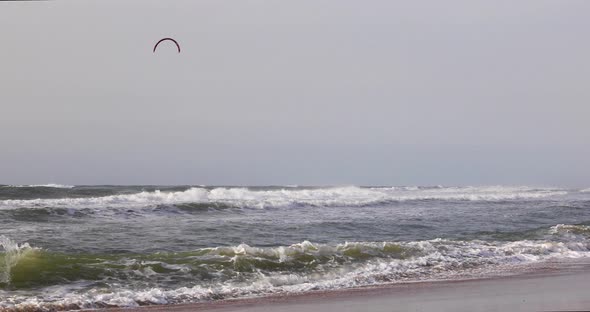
[153,38,181,53]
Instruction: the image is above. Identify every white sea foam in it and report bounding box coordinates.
[0,236,33,284]
[5,184,75,189]
[2,230,589,310]
[0,186,569,210]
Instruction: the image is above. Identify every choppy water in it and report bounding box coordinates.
[1,185,590,311]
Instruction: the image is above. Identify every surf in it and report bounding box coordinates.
[0,186,570,211]
[1,224,590,310]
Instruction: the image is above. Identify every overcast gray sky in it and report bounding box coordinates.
[1,0,589,186]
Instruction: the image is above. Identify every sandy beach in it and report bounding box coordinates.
[98,260,590,312]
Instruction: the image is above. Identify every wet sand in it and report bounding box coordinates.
[102,260,590,312]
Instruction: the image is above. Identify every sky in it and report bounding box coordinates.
[1,0,589,186]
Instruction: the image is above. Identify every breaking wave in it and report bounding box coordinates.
[0,236,33,285]
[1,224,589,310]
[3,184,75,189]
[0,186,568,211]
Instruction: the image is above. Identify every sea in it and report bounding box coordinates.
[1,184,589,310]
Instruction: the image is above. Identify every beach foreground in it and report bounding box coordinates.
[102,260,590,312]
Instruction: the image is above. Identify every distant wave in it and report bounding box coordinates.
[4,184,75,189]
[581,188,590,193]
[0,186,569,210]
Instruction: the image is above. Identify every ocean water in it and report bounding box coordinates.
[1,185,590,310]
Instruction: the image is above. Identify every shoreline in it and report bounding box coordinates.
[98,258,590,312]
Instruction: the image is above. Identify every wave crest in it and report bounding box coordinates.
[0,186,568,210]
[1,225,589,310]
[4,184,75,189]
[0,236,33,284]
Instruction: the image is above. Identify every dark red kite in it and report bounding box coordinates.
[153,38,181,53]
